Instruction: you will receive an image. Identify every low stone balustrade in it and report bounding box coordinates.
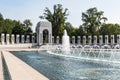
[0,33,120,45]
[0,34,35,45]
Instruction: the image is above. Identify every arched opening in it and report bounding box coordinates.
[36,21,52,45]
[43,29,49,44]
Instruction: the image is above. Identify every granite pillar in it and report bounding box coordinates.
[77,36,80,44]
[32,35,35,43]
[72,36,75,44]
[16,35,19,44]
[56,36,59,44]
[88,36,92,45]
[93,35,97,45]
[1,33,5,45]
[21,35,25,43]
[111,35,114,45]
[99,35,103,45]
[11,34,15,44]
[52,36,54,44]
[117,35,120,44]
[6,34,10,44]
[105,35,108,45]
[83,36,86,45]
[26,35,30,43]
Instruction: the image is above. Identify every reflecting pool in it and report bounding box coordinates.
[12,50,120,80]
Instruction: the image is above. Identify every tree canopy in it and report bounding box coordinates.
[40,4,68,36]
[40,5,120,43]
[0,13,33,35]
[0,5,120,42]
[82,7,107,35]
[99,23,120,35]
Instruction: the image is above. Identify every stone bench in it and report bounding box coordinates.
[2,51,49,80]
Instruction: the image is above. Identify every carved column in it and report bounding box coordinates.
[11,34,15,44]
[56,36,59,44]
[94,35,97,45]
[88,36,92,45]
[1,33,5,45]
[16,35,19,44]
[111,35,114,45]
[83,36,86,45]
[105,35,108,45]
[77,36,80,44]
[32,35,35,43]
[26,35,30,43]
[21,35,25,43]
[99,35,103,45]
[52,36,54,44]
[6,34,10,44]
[117,35,120,44]
[72,36,75,44]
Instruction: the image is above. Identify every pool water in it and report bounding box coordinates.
[12,51,120,80]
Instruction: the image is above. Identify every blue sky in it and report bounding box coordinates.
[0,0,120,32]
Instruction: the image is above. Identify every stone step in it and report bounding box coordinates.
[2,51,49,80]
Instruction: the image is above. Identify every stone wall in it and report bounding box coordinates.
[0,33,35,45]
[1,33,120,46]
[52,35,120,45]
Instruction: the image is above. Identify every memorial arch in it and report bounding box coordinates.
[36,21,52,45]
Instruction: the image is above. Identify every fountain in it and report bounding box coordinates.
[46,33,120,64]
[62,30,70,52]
[46,31,120,64]
[12,33,120,80]
[13,21,120,80]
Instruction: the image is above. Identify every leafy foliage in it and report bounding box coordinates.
[0,13,33,34]
[82,7,107,35]
[99,23,120,35]
[1,5,120,43]
[40,4,68,36]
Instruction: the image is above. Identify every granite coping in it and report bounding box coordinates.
[2,51,49,80]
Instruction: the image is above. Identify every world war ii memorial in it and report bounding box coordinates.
[1,1,120,80]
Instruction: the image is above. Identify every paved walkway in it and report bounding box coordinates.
[2,51,49,80]
[0,48,45,51]
[0,52,4,80]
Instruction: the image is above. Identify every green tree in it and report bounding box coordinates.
[0,13,33,35]
[0,13,4,33]
[82,7,107,35]
[99,23,120,35]
[77,25,86,36]
[2,19,14,34]
[65,22,75,37]
[23,19,32,29]
[23,19,33,34]
[12,20,25,34]
[0,13,3,21]
[40,4,68,36]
